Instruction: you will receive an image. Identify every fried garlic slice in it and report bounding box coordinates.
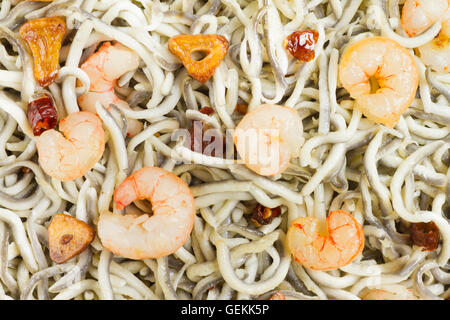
[19,17,66,87]
[168,34,228,83]
[48,214,95,264]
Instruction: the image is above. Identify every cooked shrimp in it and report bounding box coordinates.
[234,104,304,176]
[401,0,450,72]
[36,111,105,181]
[286,210,364,271]
[419,16,450,72]
[97,166,195,260]
[361,286,417,300]
[401,0,449,37]
[78,42,143,137]
[339,37,419,128]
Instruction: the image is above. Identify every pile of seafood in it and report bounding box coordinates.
[0,0,448,300]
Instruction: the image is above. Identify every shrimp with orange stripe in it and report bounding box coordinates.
[78,42,143,137]
[339,37,419,127]
[287,210,364,271]
[401,0,450,72]
[97,166,195,260]
[36,111,105,181]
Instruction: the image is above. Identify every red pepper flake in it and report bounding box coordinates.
[251,204,282,227]
[285,30,319,62]
[199,106,214,115]
[409,222,440,251]
[269,291,286,300]
[235,103,248,115]
[27,92,58,136]
[21,167,31,174]
[189,120,204,154]
[188,121,225,157]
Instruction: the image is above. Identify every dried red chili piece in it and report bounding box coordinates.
[189,120,204,154]
[27,92,58,136]
[189,121,225,157]
[19,16,66,87]
[285,30,319,62]
[409,222,440,251]
[235,103,248,115]
[168,34,229,83]
[251,204,282,227]
[199,106,214,115]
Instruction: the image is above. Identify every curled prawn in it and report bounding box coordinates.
[361,286,417,300]
[97,166,195,260]
[402,0,450,72]
[339,37,419,128]
[36,111,105,181]
[286,210,364,271]
[401,0,449,37]
[419,19,450,72]
[78,42,143,137]
[234,104,304,176]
